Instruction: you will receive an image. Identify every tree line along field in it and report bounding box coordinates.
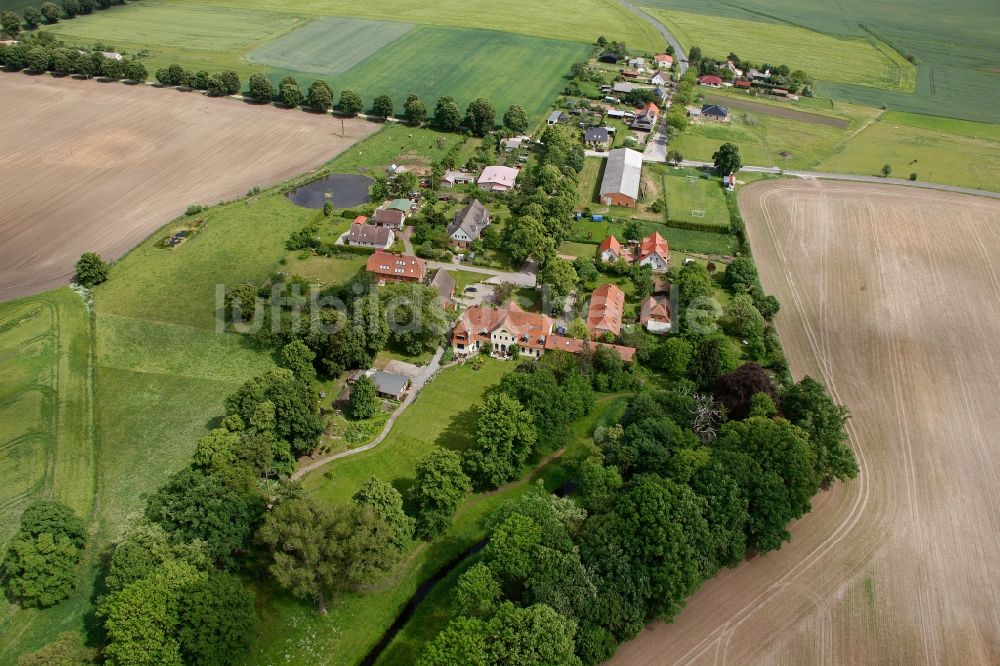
[43,0,636,121]
[610,179,1000,665]
[645,7,915,91]
[642,0,1000,122]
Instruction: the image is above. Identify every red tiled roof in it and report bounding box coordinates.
[654,54,673,63]
[587,284,625,338]
[698,75,723,86]
[354,215,368,224]
[599,235,622,255]
[366,251,426,280]
[544,335,636,362]
[734,80,752,88]
[640,295,671,324]
[641,102,660,116]
[452,303,552,350]
[639,232,669,261]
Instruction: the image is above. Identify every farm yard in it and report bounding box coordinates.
[642,0,1000,122]
[0,74,377,302]
[611,179,1000,664]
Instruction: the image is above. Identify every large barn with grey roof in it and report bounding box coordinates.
[599,148,643,208]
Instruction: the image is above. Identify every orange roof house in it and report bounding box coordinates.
[544,335,636,362]
[451,302,552,358]
[366,251,426,284]
[598,235,631,263]
[637,232,669,272]
[640,295,672,334]
[587,284,626,340]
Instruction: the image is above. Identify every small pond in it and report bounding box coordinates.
[287,173,373,209]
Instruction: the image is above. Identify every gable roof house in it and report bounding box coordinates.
[584,127,611,149]
[598,235,630,263]
[430,269,457,310]
[366,251,426,284]
[451,303,553,358]
[440,170,475,188]
[698,75,723,88]
[640,295,673,334]
[631,103,660,131]
[724,60,743,77]
[599,148,643,208]
[734,79,752,89]
[587,284,626,340]
[701,104,730,121]
[347,223,394,249]
[448,200,491,249]
[637,232,670,271]
[371,207,406,229]
[478,165,519,192]
[547,110,566,125]
[654,54,674,68]
[502,135,531,152]
[621,68,641,79]
[650,70,670,86]
[611,82,634,95]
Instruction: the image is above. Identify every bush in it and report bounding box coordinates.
[74,252,110,287]
[185,204,204,216]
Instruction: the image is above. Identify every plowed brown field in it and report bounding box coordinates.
[613,180,1000,665]
[0,75,377,301]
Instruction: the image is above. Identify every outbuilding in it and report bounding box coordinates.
[598,148,643,208]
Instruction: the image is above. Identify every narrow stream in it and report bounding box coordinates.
[358,481,576,665]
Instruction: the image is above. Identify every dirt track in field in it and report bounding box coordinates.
[613,179,1000,664]
[0,74,378,301]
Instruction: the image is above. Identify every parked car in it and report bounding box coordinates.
[465,286,478,293]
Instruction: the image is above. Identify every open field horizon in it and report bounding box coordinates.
[0,74,377,301]
[612,180,1000,664]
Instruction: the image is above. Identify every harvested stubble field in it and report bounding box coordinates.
[612,179,1000,664]
[0,74,377,301]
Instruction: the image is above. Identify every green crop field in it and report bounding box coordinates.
[248,17,415,77]
[642,0,1000,122]
[659,168,731,227]
[273,25,591,121]
[168,0,659,48]
[646,8,915,91]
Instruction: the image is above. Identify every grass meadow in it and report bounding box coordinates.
[642,0,1000,122]
[816,117,1000,191]
[646,7,915,91]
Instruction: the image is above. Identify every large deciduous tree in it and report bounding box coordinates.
[404,93,427,125]
[337,88,363,115]
[278,75,303,108]
[411,448,471,539]
[306,80,333,112]
[712,142,742,176]
[780,376,859,484]
[371,93,394,119]
[463,393,537,488]
[225,368,323,455]
[465,98,496,136]
[433,96,462,131]
[348,375,380,420]
[247,72,275,102]
[256,497,397,613]
[1,501,85,608]
[502,105,529,133]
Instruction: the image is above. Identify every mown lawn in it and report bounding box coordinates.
[304,359,511,504]
[576,157,604,207]
[662,170,731,227]
[325,124,467,175]
[569,218,736,256]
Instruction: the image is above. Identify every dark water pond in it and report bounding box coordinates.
[287,173,373,209]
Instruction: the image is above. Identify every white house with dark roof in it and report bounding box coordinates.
[347,224,394,249]
[448,200,491,249]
